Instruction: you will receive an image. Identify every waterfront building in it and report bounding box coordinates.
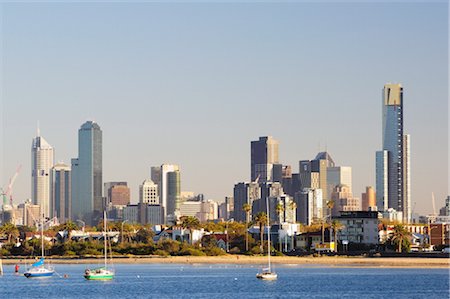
[361,186,376,211]
[376,83,411,223]
[71,121,103,225]
[251,136,279,182]
[50,163,71,222]
[31,132,54,219]
[336,211,379,245]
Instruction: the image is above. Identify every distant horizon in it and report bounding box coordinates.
[1,2,448,215]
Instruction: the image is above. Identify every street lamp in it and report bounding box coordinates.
[121,220,129,244]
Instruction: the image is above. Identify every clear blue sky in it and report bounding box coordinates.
[1,1,448,215]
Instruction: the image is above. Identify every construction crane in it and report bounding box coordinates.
[2,165,22,207]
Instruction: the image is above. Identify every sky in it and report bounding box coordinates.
[0,1,448,216]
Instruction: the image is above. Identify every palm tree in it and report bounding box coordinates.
[289,201,297,223]
[331,220,344,252]
[253,212,268,253]
[242,203,251,251]
[275,202,284,251]
[391,224,411,253]
[326,200,335,247]
[180,216,200,244]
[0,222,19,243]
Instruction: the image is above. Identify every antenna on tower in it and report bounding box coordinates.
[37,120,40,137]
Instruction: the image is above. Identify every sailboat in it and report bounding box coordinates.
[84,211,114,280]
[256,197,277,281]
[24,215,55,278]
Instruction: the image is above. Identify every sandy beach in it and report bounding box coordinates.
[2,255,449,268]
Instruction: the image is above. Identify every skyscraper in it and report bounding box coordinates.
[31,132,54,219]
[160,164,180,223]
[71,121,102,225]
[251,136,279,182]
[50,163,71,222]
[376,84,411,222]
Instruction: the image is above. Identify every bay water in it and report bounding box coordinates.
[0,263,448,298]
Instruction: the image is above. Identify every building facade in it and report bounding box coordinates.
[376,84,411,223]
[140,179,159,205]
[251,136,279,182]
[71,121,102,225]
[160,164,180,223]
[50,163,71,222]
[31,133,54,219]
[361,186,376,211]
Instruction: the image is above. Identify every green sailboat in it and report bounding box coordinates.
[84,211,115,280]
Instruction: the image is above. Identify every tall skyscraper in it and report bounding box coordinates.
[376,84,411,222]
[50,163,71,222]
[31,132,54,219]
[251,136,279,182]
[71,121,102,225]
[160,164,180,223]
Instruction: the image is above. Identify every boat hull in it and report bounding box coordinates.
[84,268,114,281]
[84,274,114,280]
[256,272,278,280]
[24,268,55,278]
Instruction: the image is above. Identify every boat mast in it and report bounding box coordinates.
[266,196,271,272]
[41,213,44,258]
[104,210,107,269]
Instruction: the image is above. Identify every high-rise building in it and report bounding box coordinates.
[327,166,352,200]
[330,184,360,216]
[50,163,71,222]
[299,152,335,216]
[361,186,376,211]
[251,136,279,182]
[160,164,180,223]
[233,182,260,222]
[376,150,389,211]
[104,182,130,206]
[376,83,411,222]
[18,200,41,227]
[31,132,54,219]
[150,166,161,186]
[139,179,159,205]
[71,121,102,225]
[295,188,323,225]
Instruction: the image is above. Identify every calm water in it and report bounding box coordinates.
[0,263,448,298]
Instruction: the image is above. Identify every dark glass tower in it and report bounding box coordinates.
[71,121,102,225]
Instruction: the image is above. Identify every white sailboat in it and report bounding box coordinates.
[84,211,114,280]
[24,214,55,278]
[256,197,277,280]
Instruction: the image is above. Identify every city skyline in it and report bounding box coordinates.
[1,2,447,215]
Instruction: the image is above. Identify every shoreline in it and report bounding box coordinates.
[2,255,449,268]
